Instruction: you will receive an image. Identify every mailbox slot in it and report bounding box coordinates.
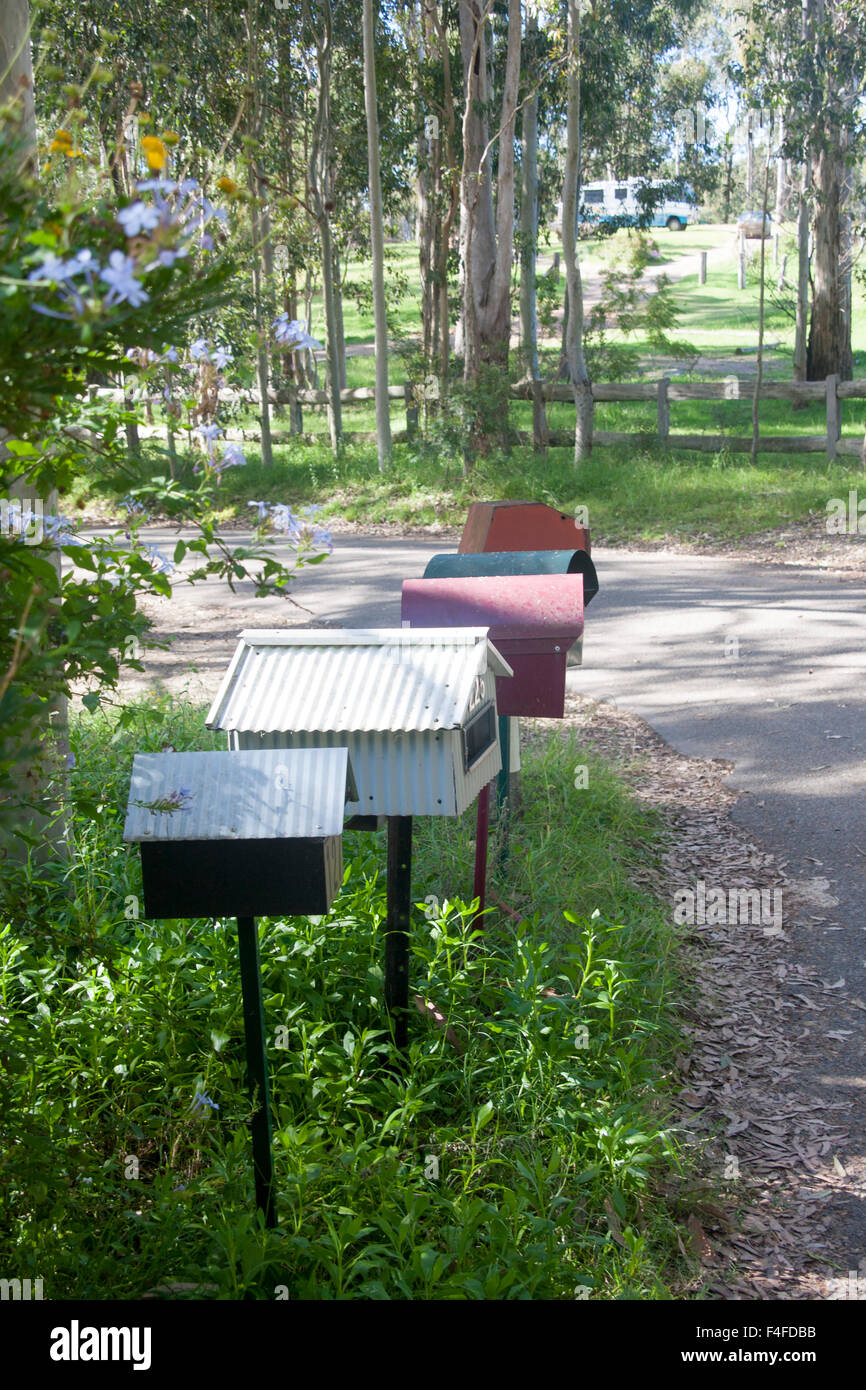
[462,700,497,772]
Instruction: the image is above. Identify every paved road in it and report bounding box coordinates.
[112,531,866,1259]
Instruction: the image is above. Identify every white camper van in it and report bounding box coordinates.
[577,179,694,231]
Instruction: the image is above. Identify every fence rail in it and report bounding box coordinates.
[87,373,866,462]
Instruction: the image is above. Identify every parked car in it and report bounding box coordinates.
[737,210,772,239]
[554,178,695,233]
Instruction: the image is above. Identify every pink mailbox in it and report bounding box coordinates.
[401,574,584,718]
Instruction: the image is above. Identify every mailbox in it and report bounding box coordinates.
[423,548,599,606]
[123,744,355,1229]
[459,500,590,556]
[123,746,354,919]
[205,628,513,823]
[401,574,583,719]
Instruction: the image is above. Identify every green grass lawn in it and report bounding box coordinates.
[73,222,866,543]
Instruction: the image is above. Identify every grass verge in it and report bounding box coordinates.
[0,697,694,1299]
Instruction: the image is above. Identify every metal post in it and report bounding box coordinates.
[496,713,510,866]
[699,250,707,285]
[385,816,412,1052]
[236,916,277,1228]
[472,783,491,927]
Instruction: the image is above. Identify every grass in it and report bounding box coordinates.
[0,696,700,1300]
[68,220,866,544]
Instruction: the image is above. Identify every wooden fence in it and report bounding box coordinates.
[87,373,866,462]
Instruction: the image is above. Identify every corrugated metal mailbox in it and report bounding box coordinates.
[401,575,583,719]
[205,628,513,1053]
[459,500,590,556]
[205,628,512,822]
[123,746,354,1230]
[124,747,354,919]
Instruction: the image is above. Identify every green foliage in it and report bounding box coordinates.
[0,698,688,1300]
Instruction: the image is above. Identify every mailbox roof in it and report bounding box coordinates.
[123,747,351,843]
[206,628,512,735]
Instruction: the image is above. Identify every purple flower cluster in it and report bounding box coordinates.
[134,786,193,814]
[273,314,321,351]
[247,500,333,554]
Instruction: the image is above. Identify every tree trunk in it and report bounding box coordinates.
[793,163,810,383]
[302,0,342,451]
[0,0,37,164]
[751,151,772,465]
[0,0,69,866]
[519,7,539,381]
[246,0,274,466]
[562,0,593,461]
[807,140,851,380]
[458,0,522,380]
[331,241,347,392]
[432,0,459,389]
[362,0,392,469]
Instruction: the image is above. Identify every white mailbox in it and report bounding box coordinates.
[206,628,513,825]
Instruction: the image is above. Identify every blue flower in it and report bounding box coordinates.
[142,543,175,574]
[189,338,210,361]
[100,251,149,308]
[27,252,76,283]
[273,313,322,350]
[118,200,161,237]
[219,442,246,469]
[248,500,270,522]
[190,1091,219,1113]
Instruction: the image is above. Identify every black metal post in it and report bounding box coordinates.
[496,714,511,867]
[385,816,412,1053]
[236,916,277,1228]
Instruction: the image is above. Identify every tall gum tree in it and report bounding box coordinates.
[561,0,593,460]
[362,0,391,468]
[458,0,521,380]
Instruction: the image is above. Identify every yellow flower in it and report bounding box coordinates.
[161,131,179,146]
[141,135,167,171]
[217,176,239,196]
[138,111,151,125]
[50,128,83,156]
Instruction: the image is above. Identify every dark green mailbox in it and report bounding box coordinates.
[423,549,599,606]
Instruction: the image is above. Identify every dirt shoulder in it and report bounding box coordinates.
[554,694,862,1301]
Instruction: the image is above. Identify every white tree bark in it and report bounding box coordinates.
[362,0,392,468]
[458,0,521,379]
[561,0,593,461]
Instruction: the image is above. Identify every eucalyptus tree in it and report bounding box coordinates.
[362,0,391,467]
[458,0,521,380]
[741,0,864,381]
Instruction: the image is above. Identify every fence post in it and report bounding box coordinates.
[657,377,670,443]
[552,251,561,278]
[289,389,303,436]
[699,250,707,285]
[738,231,747,290]
[405,382,419,439]
[826,373,840,461]
[777,254,787,292]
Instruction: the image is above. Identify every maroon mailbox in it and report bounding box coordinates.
[459,500,590,556]
[401,574,584,718]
